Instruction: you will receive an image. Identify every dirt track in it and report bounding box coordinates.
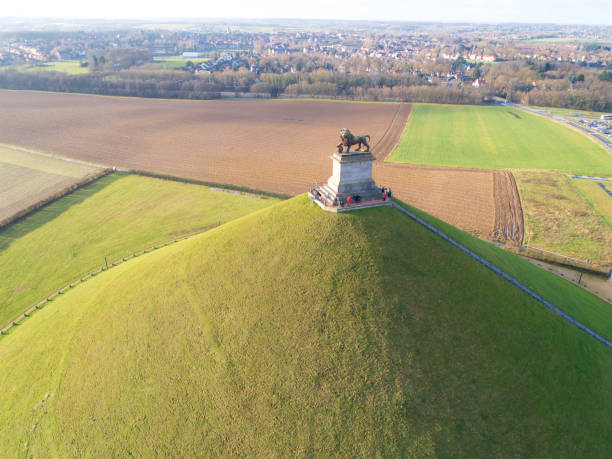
[370,103,412,160]
[0,90,500,239]
[489,170,524,245]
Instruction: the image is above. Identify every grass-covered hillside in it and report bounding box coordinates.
[1,195,610,456]
[0,173,277,327]
[389,104,612,175]
[394,199,612,341]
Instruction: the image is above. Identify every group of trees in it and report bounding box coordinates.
[0,67,490,104]
[0,50,609,110]
[88,48,152,71]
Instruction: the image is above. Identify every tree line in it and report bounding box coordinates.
[0,64,609,111]
[0,67,488,104]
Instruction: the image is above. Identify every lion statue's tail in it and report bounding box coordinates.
[366,135,371,140]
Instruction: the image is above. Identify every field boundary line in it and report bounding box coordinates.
[0,142,288,199]
[0,143,111,169]
[371,103,412,161]
[371,103,401,154]
[127,169,291,199]
[0,168,112,230]
[392,200,612,349]
[522,245,611,272]
[383,105,412,162]
[0,225,216,337]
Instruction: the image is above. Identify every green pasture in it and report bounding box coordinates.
[0,173,277,327]
[0,195,610,456]
[153,55,210,69]
[4,60,89,75]
[389,104,612,176]
[514,171,612,264]
[572,179,612,229]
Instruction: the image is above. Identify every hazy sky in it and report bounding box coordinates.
[2,0,611,25]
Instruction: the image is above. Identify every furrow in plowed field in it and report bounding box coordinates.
[0,91,497,238]
[490,170,524,245]
[370,103,412,160]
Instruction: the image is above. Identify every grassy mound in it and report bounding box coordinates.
[1,196,610,456]
[389,104,612,175]
[0,173,277,326]
[395,199,612,342]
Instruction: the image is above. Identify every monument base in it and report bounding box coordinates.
[308,191,392,213]
[309,150,392,212]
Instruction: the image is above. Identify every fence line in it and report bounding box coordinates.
[0,227,215,336]
[392,202,612,349]
[514,245,611,277]
[127,169,290,200]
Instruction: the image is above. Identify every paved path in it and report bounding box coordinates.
[392,201,612,349]
[572,175,612,182]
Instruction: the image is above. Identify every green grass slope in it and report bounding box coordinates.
[395,199,612,342]
[1,195,610,456]
[0,173,277,327]
[389,104,612,175]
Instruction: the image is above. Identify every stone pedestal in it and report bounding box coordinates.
[317,152,382,204]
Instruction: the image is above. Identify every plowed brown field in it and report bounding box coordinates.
[375,163,495,237]
[0,90,498,238]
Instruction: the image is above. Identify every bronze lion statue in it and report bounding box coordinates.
[337,128,371,153]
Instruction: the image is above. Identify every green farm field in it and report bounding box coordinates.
[514,171,612,264]
[153,55,210,69]
[2,60,89,75]
[0,196,610,456]
[0,145,103,224]
[573,179,612,227]
[0,173,278,327]
[389,104,612,176]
